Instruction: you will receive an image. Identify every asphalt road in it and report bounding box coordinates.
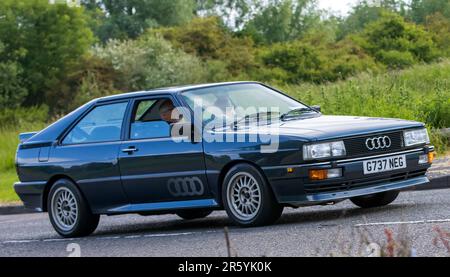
[1,188,450,257]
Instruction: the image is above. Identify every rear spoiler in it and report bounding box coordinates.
[19,132,38,143]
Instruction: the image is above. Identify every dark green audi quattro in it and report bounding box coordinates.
[15,82,435,237]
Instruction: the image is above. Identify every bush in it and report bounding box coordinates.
[259,40,322,83]
[93,34,207,91]
[258,37,379,83]
[154,17,257,76]
[0,106,49,129]
[425,12,450,57]
[353,12,439,68]
[377,50,416,69]
[46,55,121,114]
[420,93,450,128]
[203,60,234,83]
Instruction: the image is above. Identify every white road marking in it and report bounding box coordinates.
[96,236,121,240]
[0,219,31,225]
[0,230,219,245]
[355,219,450,227]
[43,238,75,242]
[143,232,194,238]
[2,240,40,244]
[124,235,141,239]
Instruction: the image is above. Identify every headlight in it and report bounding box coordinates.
[303,141,346,160]
[404,128,430,147]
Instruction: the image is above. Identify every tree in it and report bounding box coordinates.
[409,0,450,24]
[425,13,450,57]
[337,0,408,39]
[241,0,320,44]
[0,0,94,106]
[81,0,196,42]
[195,0,261,29]
[353,12,439,68]
[0,42,27,109]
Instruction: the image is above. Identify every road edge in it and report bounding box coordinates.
[0,205,37,216]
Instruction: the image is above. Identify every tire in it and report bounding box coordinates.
[176,209,213,220]
[222,164,283,227]
[351,191,400,209]
[47,179,100,238]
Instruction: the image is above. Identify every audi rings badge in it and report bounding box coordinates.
[168,177,205,197]
[365,136,392,151]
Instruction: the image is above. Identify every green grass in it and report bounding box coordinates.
[0,129,21,173]
[0,122,47,204]
[0,170,20,204]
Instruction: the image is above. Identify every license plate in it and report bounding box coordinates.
[363,155,407,175]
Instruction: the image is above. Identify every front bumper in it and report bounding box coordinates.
[264,146,433,206]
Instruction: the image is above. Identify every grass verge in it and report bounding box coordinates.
[0,170,20,204]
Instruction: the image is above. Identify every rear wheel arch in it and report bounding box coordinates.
[43,175,87,212]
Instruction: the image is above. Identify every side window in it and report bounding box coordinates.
[130,98,174,140]
[63,102,128,145]
[135,100,157,121]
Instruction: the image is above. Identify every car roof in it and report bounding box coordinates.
[97,81,260,103]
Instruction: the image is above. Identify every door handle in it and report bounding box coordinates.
[122,147,138,154]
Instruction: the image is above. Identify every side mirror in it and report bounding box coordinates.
[311,105,321,113]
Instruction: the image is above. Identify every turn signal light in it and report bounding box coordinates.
[309,169,328,181]
[309,168,343,181]
[309,169,328,180]
[428,152,435,163]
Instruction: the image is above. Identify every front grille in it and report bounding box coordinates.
[304,169,427,195]
[344,131,404,158]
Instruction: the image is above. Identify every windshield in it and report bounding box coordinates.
[182,83,312,128]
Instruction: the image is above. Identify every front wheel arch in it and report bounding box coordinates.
[218,160,276,207]
[221,163,283,227]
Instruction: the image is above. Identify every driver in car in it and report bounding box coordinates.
[159,100,182,124]
[159,99,188,138]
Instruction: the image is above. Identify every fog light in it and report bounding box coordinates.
[419,155,428,164]
[327,168,343,179]
[419,153,435,165]
[309,168,342,180]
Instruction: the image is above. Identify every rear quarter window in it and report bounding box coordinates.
[63,102,128,145]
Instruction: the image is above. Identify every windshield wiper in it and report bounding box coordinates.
[232,111,280,128]
[280,107,318,121]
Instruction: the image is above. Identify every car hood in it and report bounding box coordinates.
[224,115,424,142]
[278,115,424,141]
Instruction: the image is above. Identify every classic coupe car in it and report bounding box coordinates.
[15,82,434,237]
